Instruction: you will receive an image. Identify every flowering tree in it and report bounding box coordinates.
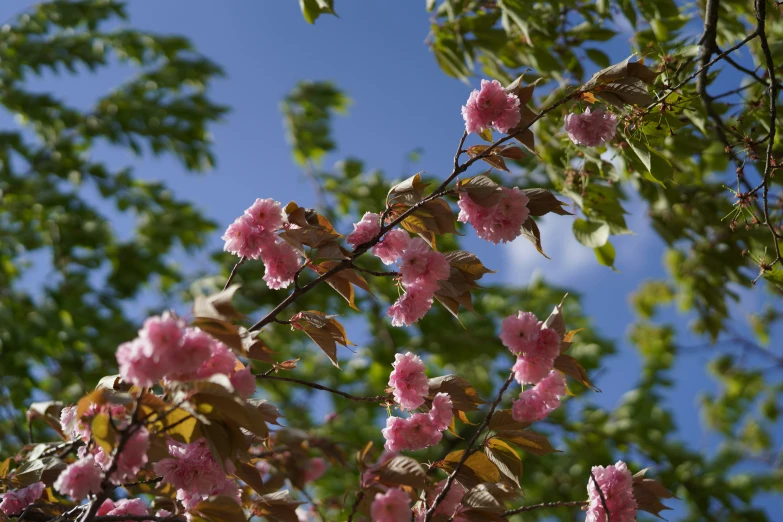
[2,1,782,521]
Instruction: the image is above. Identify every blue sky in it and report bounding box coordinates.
[2,1,780,517]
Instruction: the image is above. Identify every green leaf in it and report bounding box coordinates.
[594,241,617,269]
[573,219,610,248]
[298,0,336,24]
[628,138,673,184]
[484,438,523,488]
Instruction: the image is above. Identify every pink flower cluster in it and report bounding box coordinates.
[94,427,150,484]
[153,439,241,510]
[116,316,254,398]
[53,456,103,500]
[414,481,468,521]
[60,403,127,442]
[346,212,381,248]
[512,370,566,422]
[383,353,453,451]
[0,482,44,516]
[222,198,301,290]
[462,79,521,135]
[586,461,638,522]
[457,187,530,244]
[564,108,618,147]
[388,352,429,410]
[387,238,450,327]
[373,229,410,265]
[371,488,411,522]
[97,498,149,519]
[501,311,561,385]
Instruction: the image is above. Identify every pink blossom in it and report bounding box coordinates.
[388,352,429,410]
[244,198,284,233]
[586,461,638,522]
[511,389,551,422]
[101,498,149,521]
[511,357,553,385]
[511,371,567,422]
[500,311,542,355]
[346,212,381,248]
[303,457,328,483]
[387,285,435,327]
[197,340,238,379]
[53,456,103,500]
[372,229,410,265]
[98,427,149,484]
[457,187,529,244]
[230,367,256,399]
[222,214,269,259]
[416,480,466,520]
[156,510,173,518]
[462,79,521,134]
[96,499,116,516]
[153,439,237,510]
[260,239,301,290]
[60,405,81,440]
[116,338,165,387]
[371,488,411,522]
[564,108,618,147]
[429,393,454,431]
[0,482,45,515]
[382,414,442,452]
[537,370,567,398]
[399,238,450,292]
[537,327,562,360]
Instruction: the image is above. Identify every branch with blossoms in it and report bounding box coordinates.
[4,58,685,522]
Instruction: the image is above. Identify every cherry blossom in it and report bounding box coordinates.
[462,79,521,134]
[372,229,410,265]
[346,212,381,248]
[388,352,429,410]
[457,187,530,244]
[587,461,638,522]
[371,487,412,522]
[564,108,618,147]
[0,482,45,515]
[429,393,454,431]
[53,456,103,500]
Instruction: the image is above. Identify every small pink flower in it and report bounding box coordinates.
[537,327,562,360]
[153,439,237,510]
[303,457,328,483]
[500,311,542,355]
[53,456,103,500]
[222,215,269,259]
[387,285,435,327]
[102,498,149,521]
[244,198,284,233]
[382,414,442,452]
[511,370,567,422]
[511,389,551,422]
[60,405,80,440]
[425,480,466,519]
[457,187,529,244]
[371,488,411,522]
[197,340,238,379]
[102,427,150,484]
[564,108,618,147]
[429,393,454,431]
[587,461,638,522]
[156,510,173,518]
[512,357,552,385]
[260,239,302,290]
[399,238,450,292]
[372,229,410,265]
[388,352,429,411]
[96,499,116,516]
[0,482,45,516]
[462,79,521,134]
[230,367,256,399]
[346,212,381,248]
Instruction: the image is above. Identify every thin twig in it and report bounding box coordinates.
[502,499,588,516]
[352,266,400,278]
[223,256,246,290]
[347,491,364,522]
[256,374,391,403]
[754,0,781,269]
[590,470,611,521]
[423,372,516,522]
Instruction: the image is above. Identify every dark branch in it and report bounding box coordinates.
[256,373,391,403]
[223,256,246,290]
[502,499,588,516]
[423,372,516,522]
[590,470,611,521]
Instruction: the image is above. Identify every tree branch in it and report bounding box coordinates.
[502,499,588,516]
[255,373,391,403]
[223,256,246,290]
[423,372,516,522]
[590,470,611,521]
